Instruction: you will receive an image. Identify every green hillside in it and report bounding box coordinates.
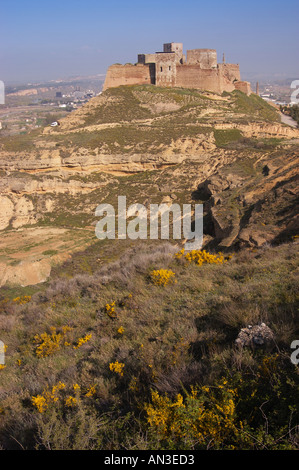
[0,86,280,155]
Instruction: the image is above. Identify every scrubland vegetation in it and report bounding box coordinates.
[0,240,298,450]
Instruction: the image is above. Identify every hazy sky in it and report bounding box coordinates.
[1,0,298,84]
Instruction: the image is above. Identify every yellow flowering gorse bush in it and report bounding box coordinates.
[175,248,228,265]
[32,381,97,413]
[109,360,125,376]
[13,295,31,305]
[150,269,176,287]
[33,326,72,357]
[105,301,117,318]
[32,381,66,413]
[33,326,93,357]
[144,379,241,448]
[65,396,77,408]
[73,333,92,349]
[85,385,96,397]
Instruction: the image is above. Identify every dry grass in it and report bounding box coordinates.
[0,239,298,449]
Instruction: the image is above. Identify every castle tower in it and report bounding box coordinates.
[256,82,259,96]
[163,43,183,56]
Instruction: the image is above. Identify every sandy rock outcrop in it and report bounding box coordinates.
[0,195,36,230]
[213,121,299,139]
[0,196,14,230]
[0,258,52,287]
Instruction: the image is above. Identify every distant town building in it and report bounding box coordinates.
[73,91,85,100]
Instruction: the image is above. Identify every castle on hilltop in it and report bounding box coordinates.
[103,42,251,95]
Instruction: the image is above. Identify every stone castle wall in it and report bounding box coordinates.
[103,64,152,91]
[234,80,252,95]
[175,65,220,92]
[218,63,241,92]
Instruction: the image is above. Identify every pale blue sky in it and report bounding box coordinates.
[1,0,298,84]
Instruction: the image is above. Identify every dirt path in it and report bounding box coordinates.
[280,113,298,128]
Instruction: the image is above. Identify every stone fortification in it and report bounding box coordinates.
[103,42,250,95]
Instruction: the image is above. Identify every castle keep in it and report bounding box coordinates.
[103,42,251,95]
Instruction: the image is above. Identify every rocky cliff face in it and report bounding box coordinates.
[194,149,299,249]
[0,85,298,286]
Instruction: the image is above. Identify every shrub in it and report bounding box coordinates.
[33,326,72,357]
[32,381,66,413]
[109,361,125,376]
[150,269,176,287]
[175,248,228,265]
[105,301,117,318]
[73,333,92,349]
[12,295,31,305]
[144,379,242,449]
